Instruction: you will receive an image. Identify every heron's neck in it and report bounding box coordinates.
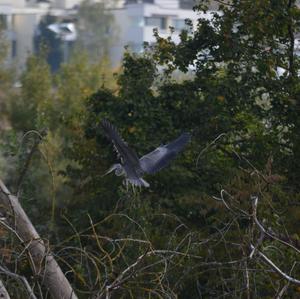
[114,164,124,176]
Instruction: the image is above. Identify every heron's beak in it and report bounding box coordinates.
[102,165,117,177]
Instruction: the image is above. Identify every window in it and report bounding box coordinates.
[12,40,17,58]
[126,0,154,4]
[0,15,7,30]
[180,0,194,9]
[132,43,143,53]
[144,16,167,30]
[172,19,186,31]
[172,19,193,32]
[130,16,144,27]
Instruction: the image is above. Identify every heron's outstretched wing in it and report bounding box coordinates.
[139,132,191,174]
[101,119,141,171]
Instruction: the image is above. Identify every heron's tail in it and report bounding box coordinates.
[140,178,150,188]
[126,178,150,188]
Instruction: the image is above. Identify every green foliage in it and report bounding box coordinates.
[3,50,116,236]
[0,28,15,131]
[152,0,300,180]
[54,52,114,123]
[76,0,117,60]
[9,54,52,132]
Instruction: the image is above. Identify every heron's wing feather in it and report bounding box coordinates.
[101,119,140,169]
[140,148,177,174]
[140,132,190,174]
[165,132,191,152]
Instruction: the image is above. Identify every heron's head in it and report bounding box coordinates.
[103,164,124,177]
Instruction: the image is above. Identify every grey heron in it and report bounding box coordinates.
[101,119,191,188]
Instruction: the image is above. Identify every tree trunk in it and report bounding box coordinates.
[0,179,78,299]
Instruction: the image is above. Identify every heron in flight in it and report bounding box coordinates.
[101,119,191,188]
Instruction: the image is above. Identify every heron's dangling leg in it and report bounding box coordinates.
[134,182,143,195]
[132,183,136,194]
[122,179,127,191]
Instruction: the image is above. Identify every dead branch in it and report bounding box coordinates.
[0,265,36,299]
[196,133,227,168]
[16,130,45,193]
[250,244,300,286]
[104,249,150,299]
[249,196,265,259]
[250,196,300,286]
[0,179,78,299]
[250,196,300,256]
[0,278,10,299]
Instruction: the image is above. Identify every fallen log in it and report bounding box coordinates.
[0,179,78,299]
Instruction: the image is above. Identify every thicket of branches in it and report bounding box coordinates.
[0,0,300,298]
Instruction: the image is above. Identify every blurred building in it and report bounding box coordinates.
[0,0,204,70]
[0,0,77,70]
[110,0,202,64]
[2,0,300,71]
[0,0,212,70]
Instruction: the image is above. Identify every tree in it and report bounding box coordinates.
[4,49,116,234]
[0,26,14,131]
[8,53,52,132]
[76,0,118,61]
[151,0,300,176]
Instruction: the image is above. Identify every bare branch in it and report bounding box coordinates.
[276,283,290,299]
[196,133,227,168]
[249,196,265,259]
[250,196,300,257]
[0,265,36,299]
[0,278,10,299]
[250,244,300,286]
[16,130,45,193]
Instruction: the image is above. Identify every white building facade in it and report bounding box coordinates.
[110,0,199,64]
[0,0,201,70]
[0,0,77,70]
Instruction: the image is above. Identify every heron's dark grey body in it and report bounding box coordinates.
[101,119,190,188]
